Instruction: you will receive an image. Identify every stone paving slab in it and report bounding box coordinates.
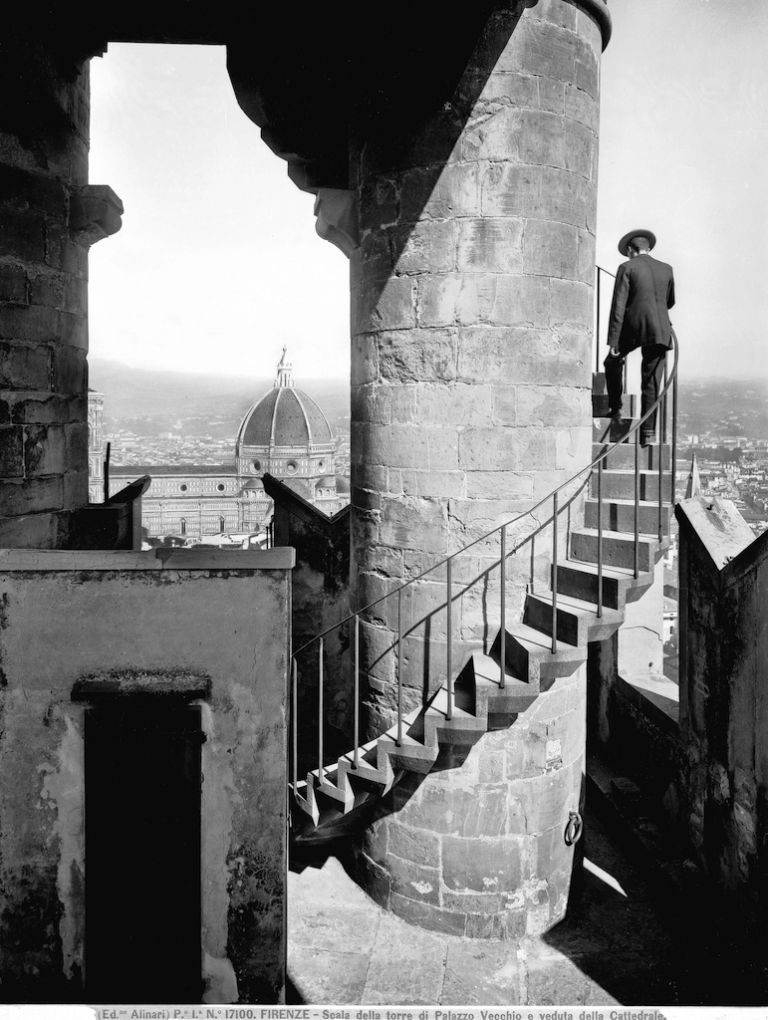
[287,811,681,1006]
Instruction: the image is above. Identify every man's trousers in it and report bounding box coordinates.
[604,343,668,438]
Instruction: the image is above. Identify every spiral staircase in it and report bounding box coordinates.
[290,337,678,844]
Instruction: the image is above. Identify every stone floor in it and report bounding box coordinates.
[287,808,685,1006]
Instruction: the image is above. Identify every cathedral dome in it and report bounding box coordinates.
[236,349,334,453]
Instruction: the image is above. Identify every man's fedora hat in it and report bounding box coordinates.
[618,229,656,256]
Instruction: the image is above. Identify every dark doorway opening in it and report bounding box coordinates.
[85,699,203,1003]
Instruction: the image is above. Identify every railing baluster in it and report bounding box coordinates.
[671,361,678,504]
[292,657,298,796]
[318,637,324,780]
[353,615,360,770]
[446,558,453,721]
[597,457,603,619]
[662,361,669,445]
[634,426,640,578]
[658,390,665,542]
[500,525,506,690]
[530,534,536,594]
[551,491,558,654]
[397,588,403,747]
[595,268,601,374]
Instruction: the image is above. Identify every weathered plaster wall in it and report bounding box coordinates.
[0,547,292,1003]
[350,0,604,732]
[676,499,768,937]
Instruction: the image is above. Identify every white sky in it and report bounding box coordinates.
[88,0,768,381]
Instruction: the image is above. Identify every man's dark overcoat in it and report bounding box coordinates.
[607,253,676,355]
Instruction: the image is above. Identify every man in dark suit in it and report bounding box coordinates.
[604,229,675,445]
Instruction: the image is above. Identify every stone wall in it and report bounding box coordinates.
[0,546,293,1003]
[0,37,121,549]
[356,665,586,938]
[676,498,768,939]
[350,0,606,733]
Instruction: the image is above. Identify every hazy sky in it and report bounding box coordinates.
[88,0,768,381]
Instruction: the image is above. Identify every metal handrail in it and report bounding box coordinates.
[291,267,679,781]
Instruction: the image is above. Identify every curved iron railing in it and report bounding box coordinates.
[291,264,679,796]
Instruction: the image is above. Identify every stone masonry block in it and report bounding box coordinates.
[0,264,29,305]
[27,271,65,311]
[511,20,576,83]
[65,421,89,466]
[538,78,566,116]
[534,0,579,32]
[378,495,448,554]
[400,783,462,836]
[360,422,428,469]
[465,70,538,112]
[0,306,59,344]
[23,423,66,477]
[464,471,535,500]
[0,342,52,391]
[0,477,64,516]
[8,394,85,426]
[388,822,441,868]
[51,345,86,395]
[461,107,521,163]
[387,854,441,905]
[491,385,517,425]
[523,219,579,279]
[459,429,522,472]
[575,39,600,99]
[457,218,523,274]
[393,220,457,275]
[396,469,465,500]
[0,426,24,476]
[481,164,542,219]
[398,163,482,223]
[442,835,523,892]
[565,83,599,134]
[516,385,589,427]
[388,893,466,937]
[0,208,46,262]
[577,227,596,285]
[441,889,503,915]
[458,785,509,838]
[58,311,88,350]
[359,176,399,231]
[565,119,596,179]
[352,275,416,335]
[0,166,68,219]
[377,329,457,383]
[518,109,566,169]
[414,383,494,428]
[0,511,60,549]
[550,278,591,325]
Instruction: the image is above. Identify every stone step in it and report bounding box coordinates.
[570,526,659,573]
[493,622,585,690]
[592,441,671,471]
[457,651,539,716]
[554,558,653,610]
[591,417,639,444]
[589,469,675,503]
[523,589,623,646]
[592,392,638,418]
[376,731,439,774]
[584,496,673,537]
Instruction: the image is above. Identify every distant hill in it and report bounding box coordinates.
[89,358,350,432]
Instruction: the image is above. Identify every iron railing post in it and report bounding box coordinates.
[595,268,601,374]
[292,657,298,796]
[353,615,360,770]
[500,526,506,690]
[672,360,679,504]
[634,426,640,578]
[551,491,559,654]
[446,558,453,721]
[318,637,324,779]
[658,392,665,542]
[662,360,669,444]
[597,457,603,618]
[397,589,403,746]
[530,534,536,594]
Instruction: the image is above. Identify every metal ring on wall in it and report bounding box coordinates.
[564,810,584,846]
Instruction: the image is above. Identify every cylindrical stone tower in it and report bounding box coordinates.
[349,0,610,936]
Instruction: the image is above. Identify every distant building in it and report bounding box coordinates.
[88,350,346,541]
